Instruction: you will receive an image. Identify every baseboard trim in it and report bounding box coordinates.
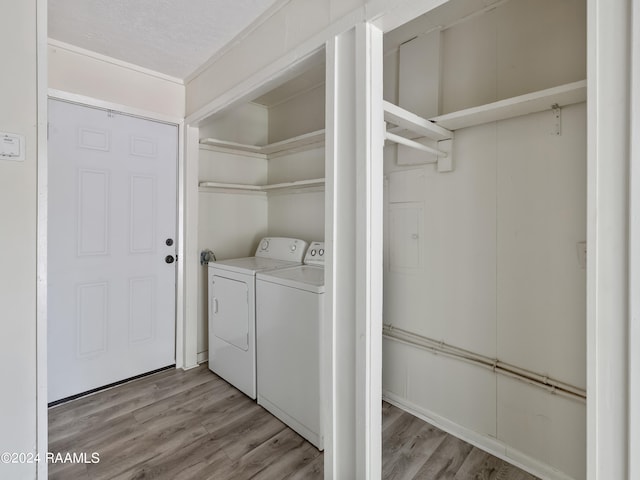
[382,391,576,480]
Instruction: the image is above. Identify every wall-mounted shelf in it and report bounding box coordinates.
[383,101,454,172]
[200,129,325,159]
[430,80,587,130]
[383,80,587,173]
[199,178,325,194]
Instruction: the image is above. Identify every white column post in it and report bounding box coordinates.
[179,124,200,369]
[325,22,384,480]
[587,0,632,478]
[629,0,640,478]
[36,0,48,476]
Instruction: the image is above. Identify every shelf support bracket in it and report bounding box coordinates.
[384,127,454,173]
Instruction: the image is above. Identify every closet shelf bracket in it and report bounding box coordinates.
[383,101,453,140]
[383,101,455,172]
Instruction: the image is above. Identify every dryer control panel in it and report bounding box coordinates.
[304,241,325,266]
[255,237,308,262]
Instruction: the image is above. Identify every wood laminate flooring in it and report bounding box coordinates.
[49,365,538,480]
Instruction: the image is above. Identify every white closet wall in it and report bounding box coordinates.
[197,86,326,360]
[197,103,270,360]
[267,84,325,242]
[382,1,586,479]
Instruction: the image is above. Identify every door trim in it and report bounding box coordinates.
[36,1,48,477]
[48,89,183,125]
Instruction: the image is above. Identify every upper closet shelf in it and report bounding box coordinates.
[200,129,325,158]
[199,178,325,194]
[431,80,587,130]
[383,80,586,173]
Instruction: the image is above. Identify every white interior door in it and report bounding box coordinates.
[47,99,177,403]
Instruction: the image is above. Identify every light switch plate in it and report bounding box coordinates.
[0,132,26,162]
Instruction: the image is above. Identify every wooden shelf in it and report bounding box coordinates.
[200,129,325,158]
[199,178,325,193]
[430,80,587,130]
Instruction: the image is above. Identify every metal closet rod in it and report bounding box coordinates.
[384,131,448,159]
[382,324,586,403]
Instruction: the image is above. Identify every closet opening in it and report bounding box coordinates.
[194,48,328,477]
[380,1,586,478]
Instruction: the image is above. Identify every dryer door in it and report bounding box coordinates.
[210,275,249,351]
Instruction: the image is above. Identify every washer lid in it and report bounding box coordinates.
[210,257,301,275]
[257,265,324,293]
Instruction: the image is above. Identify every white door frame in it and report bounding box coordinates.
[628,1,640,478]
[36,1,48,477]
[586,0,634,478]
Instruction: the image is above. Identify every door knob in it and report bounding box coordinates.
[165,255,176,264]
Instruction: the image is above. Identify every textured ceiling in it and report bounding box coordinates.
[49,0,282,79]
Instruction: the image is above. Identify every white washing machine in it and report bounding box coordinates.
[256,241,325,449]
[208,237,308,399]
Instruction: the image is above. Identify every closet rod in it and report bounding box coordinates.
[385,131,447,159]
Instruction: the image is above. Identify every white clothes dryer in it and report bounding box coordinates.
[256,241,325,449]
[208,237,308,399]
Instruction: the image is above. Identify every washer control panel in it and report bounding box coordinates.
[255,237,308,262]
[304,241,325,266]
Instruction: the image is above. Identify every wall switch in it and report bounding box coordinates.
[576,241,587,269]
[0,132,25,162]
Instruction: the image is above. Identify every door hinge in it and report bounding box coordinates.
[47,122,50,140]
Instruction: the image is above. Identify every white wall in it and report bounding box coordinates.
[267,147,325,243]
[382,1,586,478]
[199,102,268,146]
[48,41,185,118]
[268,84,325,142]
[0,2,39,479]
[196,89,326,357]
[440,0,586,114]
[196,104,270,359]
[266,85,326,243]
[197,188,269,357]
